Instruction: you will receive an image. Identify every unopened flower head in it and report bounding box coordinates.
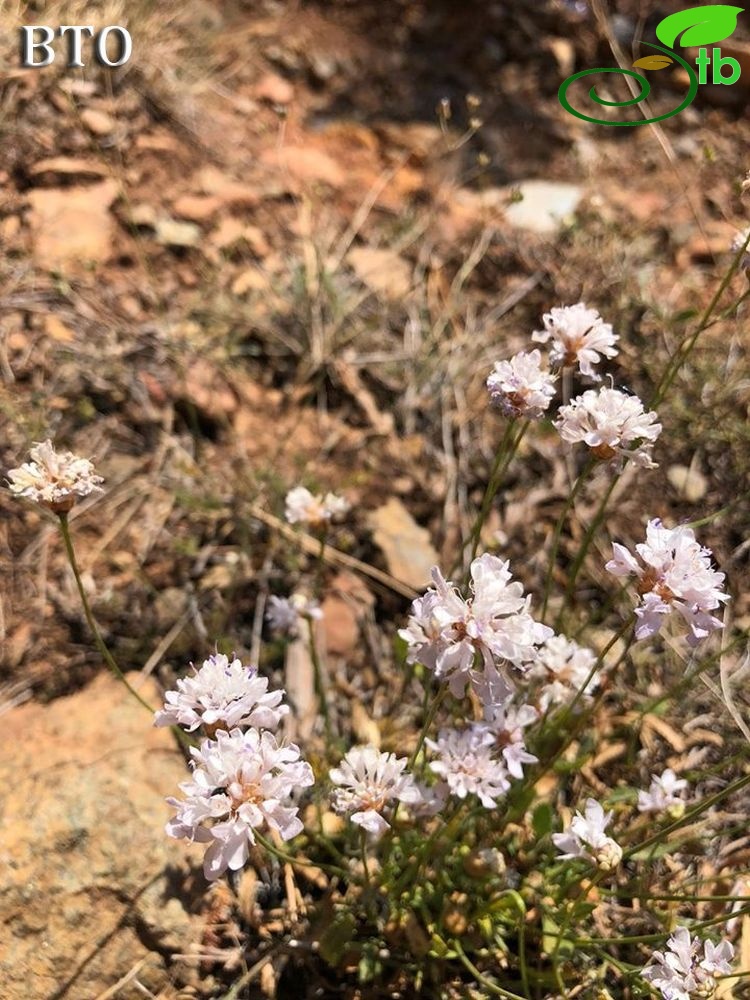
[284,486,350,527]
[165,727,314,880]
[398,555,552,698]
[555,386,661,469]
[486,349,556,419]
[552,798,622,871]
[606,519,728,645]
[7,439,103,513]
[642,926,734,1000]
[154,653,289,734]
[426,726,511,809]
[529,633,599,711]
[638,769,688,818]
[532,303,618,381]
[329,745,421,840]
[266,593,322,637]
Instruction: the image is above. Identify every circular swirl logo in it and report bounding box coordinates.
[558,42,699,126]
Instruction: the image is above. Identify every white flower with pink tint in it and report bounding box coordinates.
[638,769,688,817]
[552,798,622,871]
[478,702,538,780]
[7,439,103,513]
[165,728,314,880]
[426,727,511,809]
[486,349,556,419]
[532,303,618,381]
[642,926,734,999]
[606,519,728,645]
[329,746,421,840]
[285,486,350,526]
[154,653,289,734]
[555,387,661,469]
[472,669,538,779]
[529,633,599,711]
[399,555,552,698]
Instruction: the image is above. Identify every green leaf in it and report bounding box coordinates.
[542,914,574,957]
[656,5,744,48]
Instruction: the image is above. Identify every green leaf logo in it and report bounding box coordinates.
[656,4,744,48]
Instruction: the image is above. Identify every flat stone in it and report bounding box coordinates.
[27,181,118,272]
[502,179,584,234]
[367,497,439,589]
[0,672,202,999]
[81,108,116,136]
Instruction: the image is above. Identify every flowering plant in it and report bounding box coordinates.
[10,267,748,1000]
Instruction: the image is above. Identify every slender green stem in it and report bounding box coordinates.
[466,419,521,569]
[638,628,748,719]
[603,891,750,903]
[550,869,607,974]
[559,472,619,623]
[624,770,750,860]
[541,458,594,621]
[479,890,529,997]
[572,578,630,641]
[685,490,750,531]
[452,939,527,1000]
[313,525,329,596]
[541,617,633,743]
[306,616,333,743]
[360,829,372,890]
[385,686,447,858]
[254,831,349,878]
[388,802,469,898]
[408,686,447,770]
[548,904,750,947]
[58,513,156,716]
[651,237,750,409]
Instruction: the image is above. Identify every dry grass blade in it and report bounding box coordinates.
[248,504,418,600]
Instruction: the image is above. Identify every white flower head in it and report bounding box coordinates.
[409,779,450,819]
[642,926,734,1000]
[486,349,557,419]
[266,593,322,637]
[638,769,688,817]
[329,746,421,840]
[552,798,622,871]
[166,727,314,880]
[555,386,661,469]
[426,726,511,809]
[606,519,728,646]
[7,439,103,513]
[154,653,289,734]
[285,486,350,527]
[530,633,599,711]
[532,303,618,381]
[476,701,539,780]
[398,555,552,698]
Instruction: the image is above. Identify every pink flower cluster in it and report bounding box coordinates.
[487,302,662,470]
[157,653,313,880]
